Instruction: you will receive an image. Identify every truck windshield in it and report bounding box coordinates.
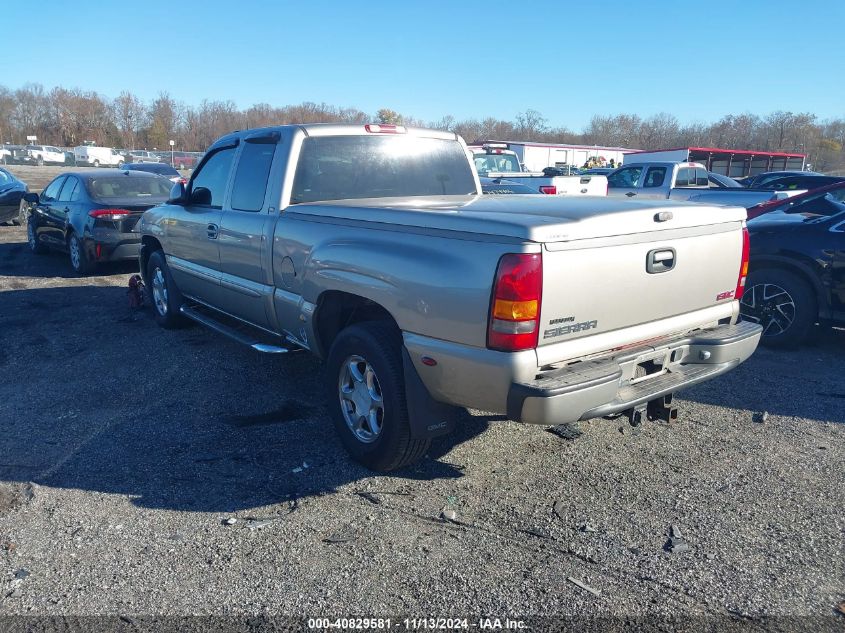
[473,154,521,174]
[290,135,477,204]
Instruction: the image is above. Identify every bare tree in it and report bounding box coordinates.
[114,91,146,149]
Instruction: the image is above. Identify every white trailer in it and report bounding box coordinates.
[475,140,636,172]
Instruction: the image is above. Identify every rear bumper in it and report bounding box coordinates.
[507,320,762,424]
[84,233,141,262]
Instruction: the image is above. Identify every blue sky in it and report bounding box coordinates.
[5,0,844,130]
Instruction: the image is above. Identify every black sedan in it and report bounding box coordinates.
[761,174,845,192]
[23,169,172,274]
[121,162,185,184]
[739,170,820,188]
[740,184,845,346]
[0,167,28,225]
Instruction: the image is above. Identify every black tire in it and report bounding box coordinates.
[93,159,100,167]
[68,232,95,275]
[27,216,47,254]
[12,199,27,226]
[326,322,430,472]
[37,156,44,167]
[146,250,187,329]
[118,161,125,169]
[740,268,817,348]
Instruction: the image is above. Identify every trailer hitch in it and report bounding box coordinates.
[647,393,678,423]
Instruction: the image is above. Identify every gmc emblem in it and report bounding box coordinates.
[716,290,735,301]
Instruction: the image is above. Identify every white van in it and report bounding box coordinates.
[73,146,124,168]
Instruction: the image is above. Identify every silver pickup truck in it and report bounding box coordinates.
[608,161,805,207]
[139,124,762,471]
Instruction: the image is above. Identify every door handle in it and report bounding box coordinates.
[207,223,219,239]
[647,248,676,274]
[625,191,637,197]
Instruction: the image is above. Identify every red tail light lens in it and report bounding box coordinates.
[364,124,406,134]
[735,227,750,300]
[488,253,543,351]
[89,208,132,221]
[539,185,556,195]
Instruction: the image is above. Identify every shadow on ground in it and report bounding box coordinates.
[0,282,494,514]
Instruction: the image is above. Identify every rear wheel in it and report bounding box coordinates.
[37,156,44,167]
[146,250,187,329]
[68,232,94,275]
[93,159,100,167]
[326,322,430,472]
[741,269,816,347]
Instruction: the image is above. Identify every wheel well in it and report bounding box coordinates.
[314,291,398,358]
[748,261,822,316]
[140,236,163,283]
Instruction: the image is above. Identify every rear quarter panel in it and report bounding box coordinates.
[272,212,531,349]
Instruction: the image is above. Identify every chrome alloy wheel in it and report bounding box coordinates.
[740,283,796,336]
[151,267,168,316]
[69,236,81,270]
[338,355,385,443]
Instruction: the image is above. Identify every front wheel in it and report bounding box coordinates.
[146,250,187,329]
[118,161,125,169]
[12,199,27,226]
[326,322,430,472]
[740,269,816,347]
[93,159,100,167]
[27,217,47,254]
[37,157,44,167]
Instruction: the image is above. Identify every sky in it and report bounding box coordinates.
[5,0,845,131]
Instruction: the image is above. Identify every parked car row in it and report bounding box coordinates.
[1,144,205,170]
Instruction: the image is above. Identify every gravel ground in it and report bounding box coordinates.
[0,221,843,630]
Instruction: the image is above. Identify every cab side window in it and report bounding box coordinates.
[41,177,66,201]
[190,147,236,207]
[607,166,643,188]
[644,167,666,188]
[231,142,276,212]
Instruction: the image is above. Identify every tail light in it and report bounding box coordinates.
[539,185,556,195]
[735,227,750,300]
[488,253,543,352]
[89,208,132,221]
[364,124,406,134]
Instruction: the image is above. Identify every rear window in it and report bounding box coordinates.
[473,153,521,174]
[87,176,172,200]
[290,135,477,204]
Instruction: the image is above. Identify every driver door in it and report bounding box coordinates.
[166,143,238,304]
[606,166,644,198]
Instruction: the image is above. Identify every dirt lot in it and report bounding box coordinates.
[0,210,843,628]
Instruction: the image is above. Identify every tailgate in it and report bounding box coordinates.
[539,210,744,349]
[553,175,607,196]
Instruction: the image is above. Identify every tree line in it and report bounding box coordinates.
[2,83,844,172]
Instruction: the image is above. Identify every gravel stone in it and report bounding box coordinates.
[0,214,843,619]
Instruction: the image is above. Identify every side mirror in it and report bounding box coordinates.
[168,182,187,204]
[23,192,39,204]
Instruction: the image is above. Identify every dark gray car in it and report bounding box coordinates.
[24,169,171,274]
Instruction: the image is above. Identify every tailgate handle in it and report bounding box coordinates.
[647,248,675,274]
